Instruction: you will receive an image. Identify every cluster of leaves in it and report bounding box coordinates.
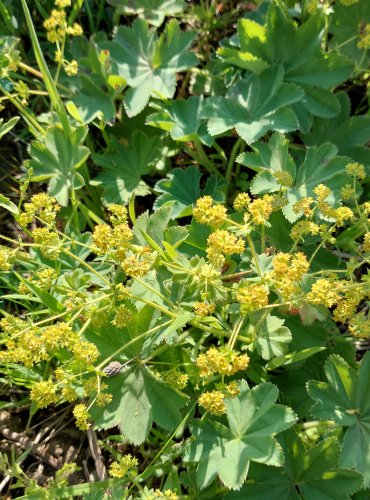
[0,0,369,498]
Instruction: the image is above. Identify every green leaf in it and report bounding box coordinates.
[281,143,349,223]
[307,351,370,486]
[266,346,326,371]
[185,381,297,490]
[250,313,292,361]
[265,4,352,88]
[203,65,303,144]
[92,131,162,205]
[240,133,296,194]
[107,0,184,27]
[249,139,350,219]
[14,272,64,313]
[0,116,19,140]
[0,194,19,215]
[329,0,370,70]
[133,204,175,247]
[152,311,193,345]
[101,19,197,116]
[304,92,370,167]
[227,431,363,500]
[154,166,226,218]
[28,126,90,206]
[72,74,117,124]
[218,4,351,124]
[146,96,212,145]
[91,364,186,444]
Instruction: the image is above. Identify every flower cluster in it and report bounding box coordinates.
[198,382,240,416]
[193,196,227,227]
[30,380,58,409]
[271,252,309,301]
[161,369,189,390]
[358,24,370,50]
[207,229,244,267]
[306,277,369,324]
[17,193,60,227]
[121,247,155,277]
[196,346,249,377]
[93,204,134,264]
[111,304,134,328]
[73,403,90,431]
[0,247,13,271]
[194,301,215,316]
[18,268,57,295]
[109,454,138,478]
[0,319,98,370]
[43,0,83,75]
[236,283,269,313]
[348,312,370,339]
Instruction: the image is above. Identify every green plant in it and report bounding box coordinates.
[0,0,369,497]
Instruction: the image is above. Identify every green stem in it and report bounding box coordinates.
[1,90,46,136]
[226,137,243,182]
[227,316,245,350]
[62,248,111,286]
[245,233,263,278]
[96,321,173,370]
[20,0,71,135]
[193,139,221,177]
[127,402,198,496]
[127,294,177,319]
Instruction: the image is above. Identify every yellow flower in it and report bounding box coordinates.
[111,304,133,328]
[198,390,226,415]
[293,197,314,217]
[162,370,189,390]
[290,220,319,241]
[31,380,58,408]
[332,206,353,227]
[248,195,274,225]
[107,204,128,225]
[194,301,215,316]
[66,23,83,36]
[207,229,245,255]
[273,171,293,187]
[236,283,269,313]
[109,454,138,478]
[73,403,90,431]
[193,196,227,227]
[341,184,355,201]
[0,247,12,271]
[348,312,370,339]
[93,224,112,254]
[64,60,78,76]
[72,341,99,365]
[306,278,339,308]
[55,0,71,7]
[233,192,251,211]
[196,346,249,377]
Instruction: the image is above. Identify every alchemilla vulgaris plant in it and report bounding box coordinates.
[0,0,369,498]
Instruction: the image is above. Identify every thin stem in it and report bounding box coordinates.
[1,90,46,136]
[193,140,221,177]
[96,321,173,370]
[127,401,198,496]
[227,316,245,351]
[127,294,177,319]
[62,248,111,286]
[245,233,262,278]
[226,137,243,182]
